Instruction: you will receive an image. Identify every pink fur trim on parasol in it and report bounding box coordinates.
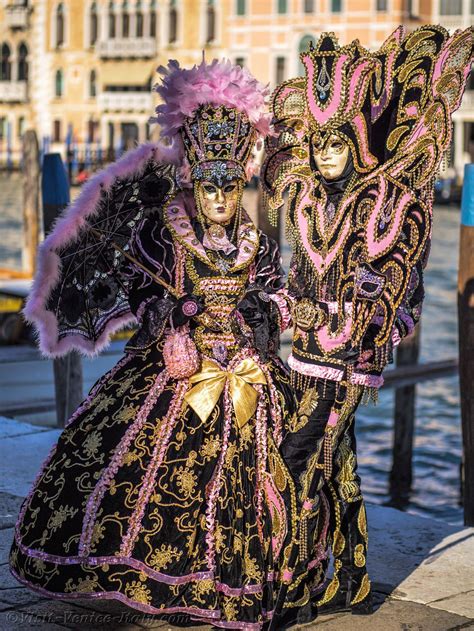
[151,58,272,143]
[23,142,180,358]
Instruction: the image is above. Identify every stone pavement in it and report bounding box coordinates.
[0,414,473,630]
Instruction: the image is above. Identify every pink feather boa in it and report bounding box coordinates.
[23,142,180,358]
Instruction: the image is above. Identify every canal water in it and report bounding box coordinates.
[0,173,464,524]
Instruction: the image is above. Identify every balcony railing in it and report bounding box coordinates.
[459,90,474,113]
[438,14,472,31]
[5,5,29,29]
[0,81,28,102]
[98,91,154,112]
[96,38,156,59]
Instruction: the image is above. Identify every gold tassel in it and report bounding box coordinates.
[324,430,333,480]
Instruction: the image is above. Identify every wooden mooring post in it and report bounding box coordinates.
[458,163,474,527]
[389,324,421,507]
[22,130,40,276]
[42,153,83,427]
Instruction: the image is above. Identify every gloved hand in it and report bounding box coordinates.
[236,287,279,359]
[236,287,273,327]
[170,293,205,328]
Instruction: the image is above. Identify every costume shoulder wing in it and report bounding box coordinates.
[372,25,473,189]
[337,172,431,347]
[24,142,180,357]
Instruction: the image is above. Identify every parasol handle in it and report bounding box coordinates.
[89,227,180,298]
[89,228,229,331]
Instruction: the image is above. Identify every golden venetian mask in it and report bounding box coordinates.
[313,134,350,180]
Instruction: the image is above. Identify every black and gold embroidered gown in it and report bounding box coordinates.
[8,156,309,630]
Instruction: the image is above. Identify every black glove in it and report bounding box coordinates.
[236,287,273,327]
[236,287,279,359]
[125,294,175,351]
[170,293,205,328]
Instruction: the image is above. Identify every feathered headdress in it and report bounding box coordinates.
[150,58,271,183]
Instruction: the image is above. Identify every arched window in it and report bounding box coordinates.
[150,0,157,37]
[136,0,144,36]
[90,2,99,45]
[56,3,65,47]
[298,35,313,74]
[108,2,116,38]
[18,43,28,81]
[55,68,64,97]
[1,44,12,81]
[169,0,177,44]
[89,69,97,97]
[122,1,130,37]
[206,0,215,44]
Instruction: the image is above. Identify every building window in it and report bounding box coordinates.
[303,0,314,11]
[0,117,6,139]
[18,116,25,138]
[55,69,64,97]
[136,1,144,37]
[277,0,287,13]
[331,0,342,12]
[206,0,215,43]
[439,0,461,13]
[53,120,62,142]
[18,43,28,81]
[90,2,99,45]
[298,35,313,74]
[236,0,246,15]
[235,56,245,67]
[108,2,116,37]
[122,1,130,37]
[276,56,286,84]
[88,119,98,142]
[89,69,97,97]
[56,3,65,47]
[407,0,419,17]
[169,0,178,44]
[468,71,474,90]
[108,121,115,150]
[150,0,157,36]
[376,0,387,9]
[1,44,12,81]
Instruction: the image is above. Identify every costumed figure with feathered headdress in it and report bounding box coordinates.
[8,58,317,630]
[263,25,473,626]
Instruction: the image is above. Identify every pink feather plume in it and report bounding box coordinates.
[150,58,272,143]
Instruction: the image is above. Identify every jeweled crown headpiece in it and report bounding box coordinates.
[272,33,381,173]
[151,58,271,185]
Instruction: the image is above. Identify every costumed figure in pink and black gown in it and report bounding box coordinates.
[8,59,316,630]
[262,25,473,624]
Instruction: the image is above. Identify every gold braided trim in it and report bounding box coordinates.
[351,573,371,605]
[357,504,368,543]
[316,559,342,606]
[354,543,366,568]
[332,528,345,558]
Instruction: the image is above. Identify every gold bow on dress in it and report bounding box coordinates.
[184,358,267,428]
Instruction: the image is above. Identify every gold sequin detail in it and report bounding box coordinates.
[351,573,371,605]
